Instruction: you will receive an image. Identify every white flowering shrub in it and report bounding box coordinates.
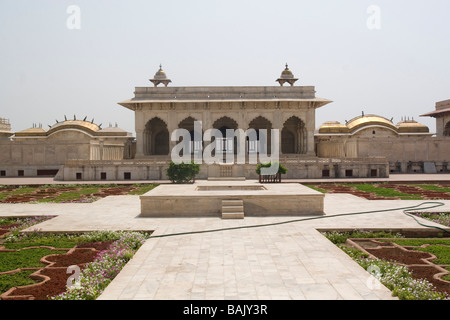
[51,231,149,300]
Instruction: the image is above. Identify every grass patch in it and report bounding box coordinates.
[0,269,38,294]
[379,238,450,264]
[443,268,450,282]
[323,230,403,245]
[415,184,450,193]
[305,183,425,199]
[3,230,151,250]
[415,245,450,265]
[34,187,100,203]
[0,248,67,272]
[0,187,36,201]
[3,236,78,250]
[0,217,22,226]
[346,184,423,200]
[379,238,450,246]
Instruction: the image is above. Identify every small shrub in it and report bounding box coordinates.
[255,162,287,175]
[166,161,200,184]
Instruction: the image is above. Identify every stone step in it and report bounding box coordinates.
[222,199,244,206]
[222,205,244,213]
[208,177,246,181]
[221,199,244,219]
[222,212,245,219]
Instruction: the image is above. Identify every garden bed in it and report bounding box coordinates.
[0,184,157,203]
[322,229,450,299]
[0,218,150,300]
[346,238,450,295]
[307,183,450,200]
[0,244,111,300]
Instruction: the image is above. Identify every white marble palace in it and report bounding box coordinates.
[1,65,449,181]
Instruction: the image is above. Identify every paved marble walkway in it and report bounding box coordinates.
[1,193,449,300]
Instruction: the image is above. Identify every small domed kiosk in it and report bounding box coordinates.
[276,64,298,86]
[150,64,172,87]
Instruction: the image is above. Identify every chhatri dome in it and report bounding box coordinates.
[150,64,172,87]
[276,64,298,86]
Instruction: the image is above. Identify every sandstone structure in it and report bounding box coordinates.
[0,65,448,180]
[0,117,134,179]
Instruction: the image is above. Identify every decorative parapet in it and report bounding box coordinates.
[131,86,317,101]
[0,118,11,131]
[64,156,388,167]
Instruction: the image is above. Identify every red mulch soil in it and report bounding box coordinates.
[365,246,434,265]
[3,268,79,300]
[76,240,114,251]
[407,265,450,295]
[43,248,98,268]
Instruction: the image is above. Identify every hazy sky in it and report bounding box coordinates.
[1,0,449,134]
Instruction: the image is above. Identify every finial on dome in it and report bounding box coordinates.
[150,64,172,87]
[276,63,298,86]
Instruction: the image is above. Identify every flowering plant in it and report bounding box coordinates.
[341,245,449,300]
[51,231,148,300]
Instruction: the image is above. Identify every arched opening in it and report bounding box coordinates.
[282,116,306,154]
[144,117,169,155]
[248,116,272,154]
[212,116,238,154]
[178,116,203,155]
[281,130,295,154]
[444,121,450,137]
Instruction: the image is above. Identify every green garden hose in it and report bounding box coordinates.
[148,201,450,239]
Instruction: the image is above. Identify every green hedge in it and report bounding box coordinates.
[255,162,287,175]
[166,161,200,184]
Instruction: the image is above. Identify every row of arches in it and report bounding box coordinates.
[143,116,308,156]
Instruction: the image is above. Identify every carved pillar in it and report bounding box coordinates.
[305,107,316,156]
[168,107,177,156]
[135,108,146,158]
[273,111,283,156]
[135,130,145,158]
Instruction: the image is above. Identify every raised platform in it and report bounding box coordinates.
[139,180,324,218]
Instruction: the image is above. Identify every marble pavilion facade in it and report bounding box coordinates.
[1,65,448,181]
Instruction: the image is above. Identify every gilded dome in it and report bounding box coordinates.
[396,120,429,133]
[318,121,349,134]
[346,115,397,133]
[48,120,100,134]
[318,115,431,135]
[14,126,47,137]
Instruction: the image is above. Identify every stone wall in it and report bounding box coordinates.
[57,156,389,181]
[316,134,450,174]
[0,132,131,177]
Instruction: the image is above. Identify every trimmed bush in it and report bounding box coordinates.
[255,162,287,175]
[166,161,200,184]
